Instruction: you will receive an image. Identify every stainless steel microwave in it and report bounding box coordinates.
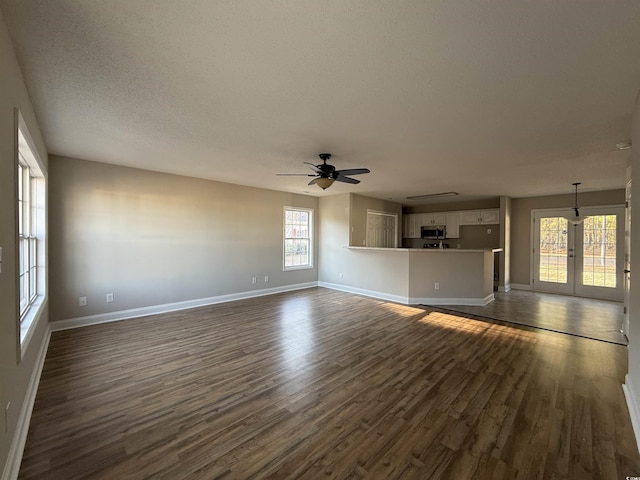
[421,225,446,239]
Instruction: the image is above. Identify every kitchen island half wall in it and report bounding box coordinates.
[319,247,501,306]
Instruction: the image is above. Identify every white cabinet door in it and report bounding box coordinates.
[481,209,500,224]
[403,214,423,238]
[459,209,500,225]
[459,211,482,225]
[445,213,460,238]
[432,213,447,225]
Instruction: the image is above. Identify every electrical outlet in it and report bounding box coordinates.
[487,228,492,234]
[252,277,257,284]
[434,282,440,290]
[264,275,269,283]
[106,293,114,303]
[79,296,87,306]
[339,272,343,279]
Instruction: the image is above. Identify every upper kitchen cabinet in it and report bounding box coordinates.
[403,212,460,238]
[421,213,447,225]
[443,212,459,238]
[458,209,500,225]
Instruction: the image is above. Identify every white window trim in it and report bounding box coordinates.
[16,110,47,359]
[283,206,314,271]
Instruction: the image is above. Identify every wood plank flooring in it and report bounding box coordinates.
[433,290,627,345]
[19,287,640,479]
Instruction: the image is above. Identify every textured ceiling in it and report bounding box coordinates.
[2,1,640,205]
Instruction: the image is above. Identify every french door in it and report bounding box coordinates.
[533,206,624,301]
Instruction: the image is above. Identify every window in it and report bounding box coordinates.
[17,113,46,352]
[284,207,313,270]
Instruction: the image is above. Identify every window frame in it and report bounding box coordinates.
[16,110,47,358]
[283,206,314,271]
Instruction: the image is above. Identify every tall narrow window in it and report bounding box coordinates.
[17,113,46,351]
[284,207,313,270]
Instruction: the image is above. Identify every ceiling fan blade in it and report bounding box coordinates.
[308,178,319,185]
[276,173,316,176]
[303,162,321,173]
[335,168,370,176]
[334,176,360,184]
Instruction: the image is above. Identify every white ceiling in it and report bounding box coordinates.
[2,1,640,205]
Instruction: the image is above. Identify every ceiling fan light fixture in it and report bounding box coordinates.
[316,177,335,190]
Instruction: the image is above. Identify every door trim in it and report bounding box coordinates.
[530,204,625,300]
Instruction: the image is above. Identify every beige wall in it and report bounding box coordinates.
[349,194,403,247]
[499,196,512,290]
[404,197,500,214]
[0,9,50,477]
[510,189,625,286]
[49,156,318,321]
[319,193,408,295]
[628,94,640,447]
[318,193,351,285]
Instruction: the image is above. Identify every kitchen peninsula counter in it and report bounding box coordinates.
[319,247,502,306]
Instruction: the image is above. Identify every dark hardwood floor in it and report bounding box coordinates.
[433,289,627,345]
[19,287,640,479]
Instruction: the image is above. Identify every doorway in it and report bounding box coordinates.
[533,206,624,302]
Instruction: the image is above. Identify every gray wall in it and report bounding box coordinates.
[350,194,403,247]
[49,156,319,322]
[0,9,50,476]
[510,189,625,286]
[628,95,640,446]
[404,197,500,214]
[318,193,350,285]
[499,196,511,290]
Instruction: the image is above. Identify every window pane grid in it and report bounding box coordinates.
[538,217,568,284]
[18,147,42,321]
[582,215,616,288]
[284,207,312,269]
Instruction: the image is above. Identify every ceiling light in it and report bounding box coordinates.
[406,192,459,200]
[316,177,335,190]
[616,141,632,150]
[568,182,585,225]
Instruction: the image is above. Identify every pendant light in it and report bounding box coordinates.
[568,182,585,225]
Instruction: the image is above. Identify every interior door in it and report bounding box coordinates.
[533,207,624,301]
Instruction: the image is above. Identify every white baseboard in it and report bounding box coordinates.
[318,282,408,305]
[51,282,318,331]
[498,283,511,293]
[409,293,494,306]
[2,325,51,480]
[318,282,494,307]
[510,283,532,291]
[623,374,640,456]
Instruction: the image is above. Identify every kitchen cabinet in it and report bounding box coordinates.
[421,213,447,225]
[403,214,422,238]
[458,209,500,225]
[403,212,460,238]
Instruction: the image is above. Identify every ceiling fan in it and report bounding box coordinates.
[277,153,371,190]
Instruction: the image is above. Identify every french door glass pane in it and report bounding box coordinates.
[582,215,616,288]
[539,217,568,283]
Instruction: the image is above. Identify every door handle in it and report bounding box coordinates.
[624,269,630,274]
[568,254,575,258]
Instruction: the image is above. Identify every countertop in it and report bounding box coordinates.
[347,247,503,253]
